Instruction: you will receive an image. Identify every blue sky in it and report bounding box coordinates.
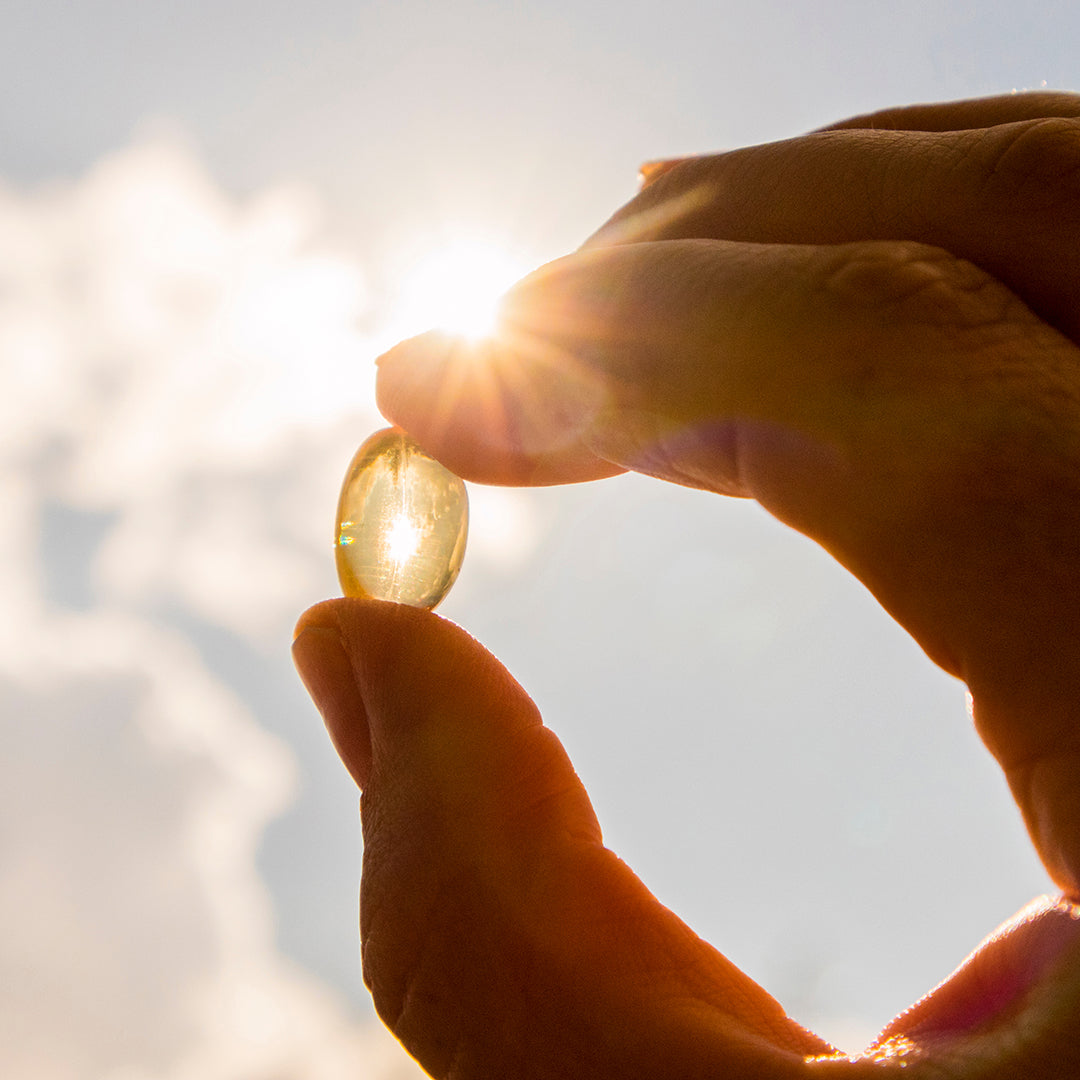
[3,2,1078,1075]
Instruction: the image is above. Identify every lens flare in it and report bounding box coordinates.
[389,239,530,341]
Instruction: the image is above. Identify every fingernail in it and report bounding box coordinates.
[375,328,456,367]
[293,625,372,789]
[899,896,1080,1042]
[637,157,688,190]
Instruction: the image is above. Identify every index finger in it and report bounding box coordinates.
[588,99,1080,340]
[638,92,1080,197]
[377,235,1080,896]
[820,90,1080,131]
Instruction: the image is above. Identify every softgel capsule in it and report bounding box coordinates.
[335,428,468,609]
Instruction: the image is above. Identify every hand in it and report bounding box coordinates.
[294,93,1080,1077]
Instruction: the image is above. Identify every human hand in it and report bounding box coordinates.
[294,93,1080,1076]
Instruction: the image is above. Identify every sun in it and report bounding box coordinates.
[388,238,531,342]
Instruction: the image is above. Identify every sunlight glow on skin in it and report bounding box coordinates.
[377,234,622,483]
[389,239,531,342]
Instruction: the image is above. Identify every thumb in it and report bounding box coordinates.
[376,238,1080,897]
[293,598,831,1077]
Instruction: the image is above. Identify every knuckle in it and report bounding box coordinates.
[812,241,1078,429]
[981,116,1080,212]
[818,241,1025,336]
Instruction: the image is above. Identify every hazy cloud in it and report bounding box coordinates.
[0,138,429,1077]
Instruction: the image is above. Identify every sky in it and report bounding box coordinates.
[2,1,1079,1076]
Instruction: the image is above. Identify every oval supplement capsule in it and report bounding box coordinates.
[335,427,468,609]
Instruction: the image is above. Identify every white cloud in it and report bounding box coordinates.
[0,138,431,1078]
[0,608,427,1079]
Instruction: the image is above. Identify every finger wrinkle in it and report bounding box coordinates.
[980,118,1080,208]
[816,242,1028,336]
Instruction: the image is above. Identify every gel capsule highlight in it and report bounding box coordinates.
[335,428,468,609]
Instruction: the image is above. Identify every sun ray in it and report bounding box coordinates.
[388,238,531,342]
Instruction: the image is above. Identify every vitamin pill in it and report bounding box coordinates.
[335,428,468,609]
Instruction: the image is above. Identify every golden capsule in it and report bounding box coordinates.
[335,427,468,609]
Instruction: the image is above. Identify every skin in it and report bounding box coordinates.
[293,94,1080,1077]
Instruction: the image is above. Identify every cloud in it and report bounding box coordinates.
[0,138,431,1077]
[0,609,427,1079]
